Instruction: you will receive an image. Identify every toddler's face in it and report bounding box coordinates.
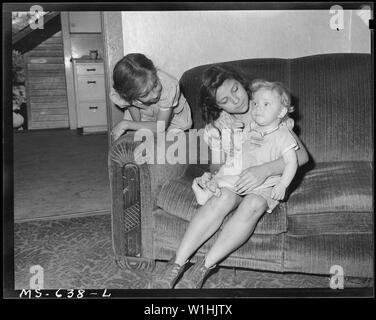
[134,78,162,106]
[251,88,285,127]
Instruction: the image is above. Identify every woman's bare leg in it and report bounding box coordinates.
[174,188,242,266]
[204,193,267,268]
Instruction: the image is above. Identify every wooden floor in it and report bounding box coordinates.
[13,129,110,221]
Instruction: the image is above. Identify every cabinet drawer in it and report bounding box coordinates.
[77,76,105,101]
[76,63,104,75]
[78,102,107,126]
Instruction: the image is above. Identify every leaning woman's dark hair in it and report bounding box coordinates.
[200,65,250,124]
[113,53,157,103]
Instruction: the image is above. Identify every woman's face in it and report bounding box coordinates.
[135,77,162,106]
[215,79,249,114]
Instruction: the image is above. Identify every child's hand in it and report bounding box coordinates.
[271,183,287,200]
[196,172,213,188]
[192,178,216,206]
[111,120,129,140]
[206,180,221,197]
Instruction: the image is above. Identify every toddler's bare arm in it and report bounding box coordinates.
[271,149,298,200]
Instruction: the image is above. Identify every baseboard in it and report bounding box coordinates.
[14,209,111,223]
[80,126,108,135]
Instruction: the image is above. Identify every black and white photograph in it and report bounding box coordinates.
[3,2,374,302]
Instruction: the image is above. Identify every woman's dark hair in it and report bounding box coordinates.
[200,65,250,124]
[112,53,158,103]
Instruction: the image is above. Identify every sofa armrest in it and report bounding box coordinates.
[108,131,189,260]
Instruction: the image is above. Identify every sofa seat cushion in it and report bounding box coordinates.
[153,208,285,272]
[287,161,373,235]
[284,233,373,277]
[157,165,287,235]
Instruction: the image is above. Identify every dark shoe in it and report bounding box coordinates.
[151,256,187,289]
[177,257,215,289]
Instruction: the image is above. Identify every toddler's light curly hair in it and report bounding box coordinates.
[250,79,295,115]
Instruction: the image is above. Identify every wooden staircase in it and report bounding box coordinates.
[24,31,69,129]
[13,13,69,130]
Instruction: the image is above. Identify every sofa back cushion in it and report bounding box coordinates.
[180,58,289,130]
[179,53,373,163]
[290,53,372,162]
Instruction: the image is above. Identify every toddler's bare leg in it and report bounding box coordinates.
[204,193,267,268]
[175,188,242,266]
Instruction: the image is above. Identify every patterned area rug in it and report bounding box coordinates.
[14,214,372,290]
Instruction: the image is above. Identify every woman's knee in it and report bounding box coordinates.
[203,188,239,214]
[236,195,267,220]
[214,188,240,208]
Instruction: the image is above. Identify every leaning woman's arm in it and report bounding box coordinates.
[121,108,173,134]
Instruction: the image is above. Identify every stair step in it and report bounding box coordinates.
[29,80,66,90]
[31,113,69,121]
[30,96,67,103]
[30,102,68,109]
[27,63,65,71]
[28,120,69,129]
[28,50,64,57]
[27,57,64,64]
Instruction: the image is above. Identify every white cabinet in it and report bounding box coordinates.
[69,12,102,33]
[73,60,107,133]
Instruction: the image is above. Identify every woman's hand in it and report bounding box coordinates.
[234,165,269,194]
[111,120,129,140]
[271,183,287,200]
[230,121,245,130]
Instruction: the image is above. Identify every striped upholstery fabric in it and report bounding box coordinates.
[156,164,287,235]
[153,208,285,272]
[284,233,373,277]
[147,53,373,277]
[290,54,373,163]
[180,54,373,161]
[287,161,373,235]
[180,58,289,130]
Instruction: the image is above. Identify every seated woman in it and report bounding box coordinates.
[152,65,309,289]
[193,79,299,212]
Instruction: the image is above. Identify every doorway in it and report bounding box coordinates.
[12,11,111,221]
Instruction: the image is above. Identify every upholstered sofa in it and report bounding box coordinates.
[109,53,373,279]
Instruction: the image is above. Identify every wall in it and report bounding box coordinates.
[121,10,371,79]
[102,12,125,133]
[70,34,104,59]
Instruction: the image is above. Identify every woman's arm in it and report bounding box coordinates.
[235,135,309,194]
[235,159,284,194]
[128,106,141,121]
[117,108,173,134]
